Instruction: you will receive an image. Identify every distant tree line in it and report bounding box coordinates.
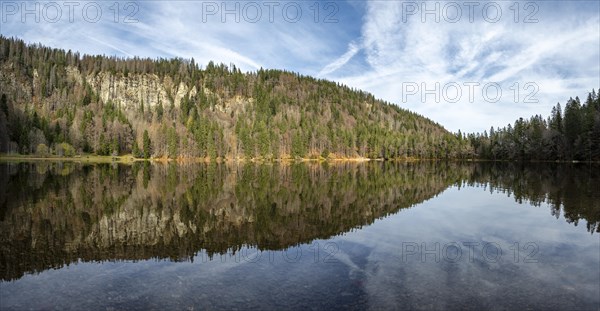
[468,92,600,161]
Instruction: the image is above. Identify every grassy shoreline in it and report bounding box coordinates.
[0,153,427,164]
[0,154,139,163]
[1,154,598,164]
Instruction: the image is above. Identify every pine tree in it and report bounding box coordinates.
[156,101,163,120]
[143,130,151,159]
[564,98,582,157]
[0,93,7,116]
[167,126,178,159]
[550,103,563,133]
[132,141,141,158]
[111,137,119,156]
[256,120,270,158]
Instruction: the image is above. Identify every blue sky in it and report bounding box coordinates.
[1,0,599,132]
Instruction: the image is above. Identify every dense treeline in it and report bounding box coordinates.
[0,36,471,160]
[468,92,600,161]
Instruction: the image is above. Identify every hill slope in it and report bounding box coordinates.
[0,36,471,159]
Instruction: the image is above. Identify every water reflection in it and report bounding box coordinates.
[0,161,598,283]
[2,161,600,309]
[463,162,600,233]
[0,161,456,281]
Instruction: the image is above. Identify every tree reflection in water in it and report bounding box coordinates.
[0,161,598,281]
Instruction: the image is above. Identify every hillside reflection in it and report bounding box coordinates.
[0,161,460,281]
[0,161,598,281]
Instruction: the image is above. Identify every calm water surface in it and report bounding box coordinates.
[0,162,598,310]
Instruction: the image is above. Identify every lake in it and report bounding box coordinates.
[0,161,598,310]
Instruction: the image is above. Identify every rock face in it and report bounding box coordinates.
[66,66,197,110]
[0,63,33,104]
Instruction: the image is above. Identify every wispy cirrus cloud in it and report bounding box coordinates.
[320,0,600,132]
[1,1,361,72]
[318,41,360,77]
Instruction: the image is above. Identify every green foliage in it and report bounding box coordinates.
[167,126,178,158]
[0,93,7,116]
[81,82,93,106]
[36,143,49,156]
[97,134,111,156]
[139,99,145,114]
[111,137,120,156]
[564,97,582,152]
[291,132,307,158]
[143,130,151,159]
[132,141,142,158]
[255,120,270,158]
[156,101,164,120]
[56,143,75,157]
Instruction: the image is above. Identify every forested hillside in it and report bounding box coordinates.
[1,36,597,162]
[0,36,471,160]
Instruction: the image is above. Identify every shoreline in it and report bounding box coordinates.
[0,154,379,164]
[0,154,598,164]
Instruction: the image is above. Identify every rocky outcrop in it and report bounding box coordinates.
[64,66,198,110]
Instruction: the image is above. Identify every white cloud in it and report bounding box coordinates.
[318,41,360,77]
[323,1,600,132]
